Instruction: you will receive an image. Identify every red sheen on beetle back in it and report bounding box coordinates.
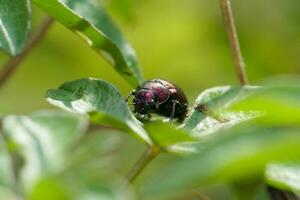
[127,79,188,121]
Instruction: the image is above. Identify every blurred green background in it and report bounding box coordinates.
[1,0,299,115]
[0,0,299,199]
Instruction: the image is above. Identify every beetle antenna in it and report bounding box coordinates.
[125,90,136,102]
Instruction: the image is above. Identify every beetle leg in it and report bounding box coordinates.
[146,113,152,120]
[125,90,136,102]
[136,113,151,122]
[169,100,179,120]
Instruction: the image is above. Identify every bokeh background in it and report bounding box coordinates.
[0,0,299,199]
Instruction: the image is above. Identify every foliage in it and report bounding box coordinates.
[33,0,143,87]
[0,0,299,200]
[0,0,30,56]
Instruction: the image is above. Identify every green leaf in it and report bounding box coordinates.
[0,139,14,188]
[69,129,122,169]
[2,110,88,192]
[182,86,259,135]
[142,123,300,199]
[29,161,134,200]
[0,138,18,199]
[231,85,300,125]
[30,177,134,200]
[145,121,197,154]
[185,112,256,138]
[0,0,31,55]
[0,188,19,200]
[46,78,151,145]
[32,0,143,87]
[2,110,130,199]
[266,162,300,194]
[56,159,135,200]
[63,175,134,200]
[29,178,71,200]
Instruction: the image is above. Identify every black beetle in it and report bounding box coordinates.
[126,79,188,121]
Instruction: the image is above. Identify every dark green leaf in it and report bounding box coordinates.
[145,121,197,154]
[142,123,300,199]
[2,110,88,192]
[0,0,31,55]
[266,162,300,194]
[46,78,151,144]
[32,0,143,87]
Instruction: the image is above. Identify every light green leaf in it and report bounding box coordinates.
[46,78,151,145]
[266,162,300,194]
[0,188,19,200]
[145,121,197,154]
[61,162,135,200]
[0,0,31,55]
[142,123,300,199]
[0,139,18,200]
[32,0,143,87]
[0,139,14,188]
[231,85,300,125]
[71,178,134,200]
[2,110,88,192]
[69,129,122,169]
[186,112,257,138]
[29,169,134,200]
[29,178,71,200]
[182,86,259,136]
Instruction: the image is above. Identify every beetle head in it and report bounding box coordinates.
[133,89,158,114]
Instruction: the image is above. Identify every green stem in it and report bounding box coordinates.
[219,0,249,85]
[0,16,54,90]
[125,146,159,184]
[193,191,211,200]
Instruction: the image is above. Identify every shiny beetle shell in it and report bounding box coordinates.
[127,79,188,121]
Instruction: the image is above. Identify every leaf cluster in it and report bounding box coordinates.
[0,0,300,199]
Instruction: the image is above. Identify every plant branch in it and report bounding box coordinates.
[0,16,54,90]
[125,146,159,184]
[193,191,211,200]
[219,0,249,85]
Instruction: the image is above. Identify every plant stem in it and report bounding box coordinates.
[0,16,54,90]
[193,191,211,200]
[219,0,249,85]
[125,146,159,184]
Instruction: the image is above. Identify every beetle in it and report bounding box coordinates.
[126,79,188,122]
